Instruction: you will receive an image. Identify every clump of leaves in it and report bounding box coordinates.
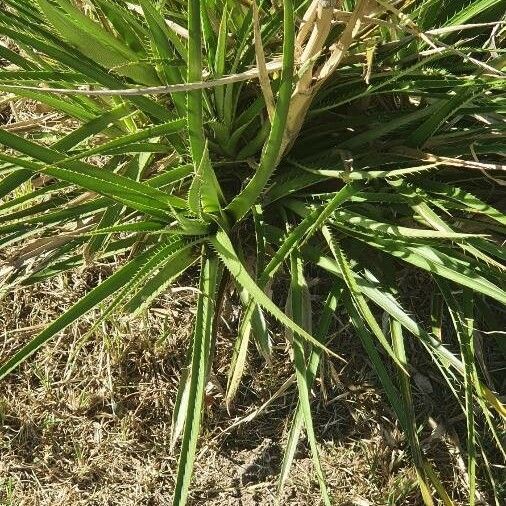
[0,1,505,504]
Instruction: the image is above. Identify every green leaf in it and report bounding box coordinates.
[344,296,406,429]
[445,0,502,27]
[211,229,340,359]
[186,0,222,216]
[37,0,159,85]
[125,248,198,314]
[288,252,330,505]
[437,282,478,504]
[172,252,220,506]
[322,226,406,372]
[309,250,506,418]
[53,103,133,152]
[278,285,341,496]
[390,318,438,506]
[0,129,186,218]
[407,89,475,147]
[0,244,163,379]
[214,7,228,120]
[226,0,295,222]
[139,0,186,115]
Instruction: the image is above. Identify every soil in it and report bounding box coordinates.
[0,267,481,505]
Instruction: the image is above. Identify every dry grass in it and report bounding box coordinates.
[0,263,478,505]
[0,52,496,505]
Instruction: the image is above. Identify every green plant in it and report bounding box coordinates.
[0,1,504,504]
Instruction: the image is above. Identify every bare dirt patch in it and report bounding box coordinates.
[0,265,483,505]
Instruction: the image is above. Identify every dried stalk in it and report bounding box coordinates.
[253,2,275,122]
[281,0,372,154]
[0,60,283,96]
